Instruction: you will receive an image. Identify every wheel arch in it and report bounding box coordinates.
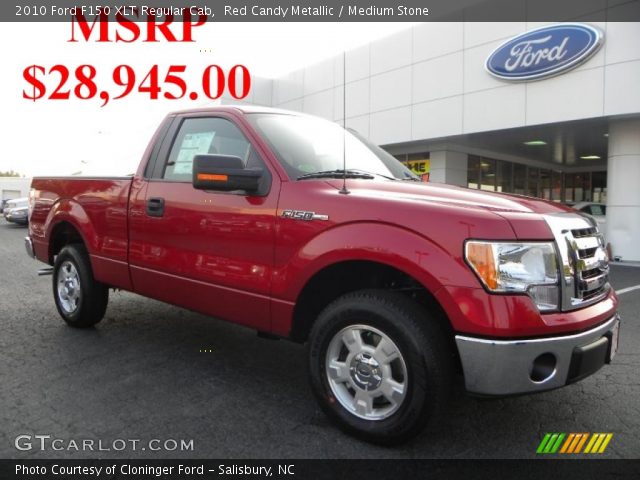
[289,259,454,346]
[45,199,97,264]
[276,222,473,343]
[49,221,87,264]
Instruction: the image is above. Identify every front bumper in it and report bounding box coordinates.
[456,313,620,396]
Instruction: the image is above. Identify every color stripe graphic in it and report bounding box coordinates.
[537,433,613,454]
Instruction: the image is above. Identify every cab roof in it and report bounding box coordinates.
[169,105,303,117]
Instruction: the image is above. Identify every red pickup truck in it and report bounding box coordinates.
[25,106,620,444]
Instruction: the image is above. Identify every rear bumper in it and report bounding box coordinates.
[456,313,620,396]
[24,236,35,259]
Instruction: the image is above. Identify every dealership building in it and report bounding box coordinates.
[0,177,31,204]
[230,21,640,262]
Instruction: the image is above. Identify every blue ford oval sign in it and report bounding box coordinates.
[485,23,603,81]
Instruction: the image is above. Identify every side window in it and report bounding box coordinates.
[161,117,260,181]
[591,205,605,216]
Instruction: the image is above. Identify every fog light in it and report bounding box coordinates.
[530,353,556,383]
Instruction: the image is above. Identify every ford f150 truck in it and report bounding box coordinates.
[25,106,620,444]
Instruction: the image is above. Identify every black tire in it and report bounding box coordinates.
[308,289,453,445]
[52,244,108,328]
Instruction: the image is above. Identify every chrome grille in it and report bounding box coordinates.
[544,213,610,311]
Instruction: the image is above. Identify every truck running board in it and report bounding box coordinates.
[38,267,54,276]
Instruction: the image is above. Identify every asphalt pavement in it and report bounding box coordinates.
[1,218,639,459]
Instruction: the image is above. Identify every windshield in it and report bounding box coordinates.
[247,114,418,181]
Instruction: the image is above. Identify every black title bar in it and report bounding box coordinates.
[5,0,640,22]
[3,459,640,480]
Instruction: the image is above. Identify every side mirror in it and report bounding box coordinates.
[192,154,263,193]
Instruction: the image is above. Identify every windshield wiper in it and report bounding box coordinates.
[351,169,397,181]
[297,169,375,180]
[344,168,416,182]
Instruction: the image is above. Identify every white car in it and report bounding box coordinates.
[572,202,606,228]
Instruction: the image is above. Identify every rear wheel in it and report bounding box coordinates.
[53,244,108,328]
[308,290,453,445]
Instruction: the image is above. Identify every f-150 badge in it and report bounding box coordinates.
[281,210,329,221]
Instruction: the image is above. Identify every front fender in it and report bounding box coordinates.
[272,221,477,303]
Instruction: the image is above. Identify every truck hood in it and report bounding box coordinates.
[324,179,577,240]
[333,179,572,215]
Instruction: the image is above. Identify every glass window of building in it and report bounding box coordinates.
[565,173,575,202]
[513,163,526,195]
[394,152,431,180]
[406,153,430,180]
[479,158,496,191]
[496,161,513,193]
[583,174,593,202]
[468,156,481,189]
[540,169,551,200]
[551,170,562,202]
[527,168,539,197]
[564,172,590,203]
[592,171,607,203]
[461,157,607,204]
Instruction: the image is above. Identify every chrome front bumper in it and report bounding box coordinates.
[456,314,620,396]
[24,236,35,259]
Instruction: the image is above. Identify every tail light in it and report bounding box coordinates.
[28,188,36,219]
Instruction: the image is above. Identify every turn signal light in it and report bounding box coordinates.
[466,242,498,290]
[197,173,228,182]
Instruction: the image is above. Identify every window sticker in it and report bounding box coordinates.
[173,131,215,174]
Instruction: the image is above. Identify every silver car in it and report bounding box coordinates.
[3,197,29,225]
[573,202,606,229]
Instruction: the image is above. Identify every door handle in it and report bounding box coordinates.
[146,197,165,217]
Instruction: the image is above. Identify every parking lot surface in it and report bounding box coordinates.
[1,219,639,459]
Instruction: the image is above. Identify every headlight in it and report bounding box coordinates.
[465,241,559,311]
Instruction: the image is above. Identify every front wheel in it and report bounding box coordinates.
[308,290,453,445]
[53,244,108,328]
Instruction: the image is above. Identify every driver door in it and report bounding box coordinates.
[128,114,280,331]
